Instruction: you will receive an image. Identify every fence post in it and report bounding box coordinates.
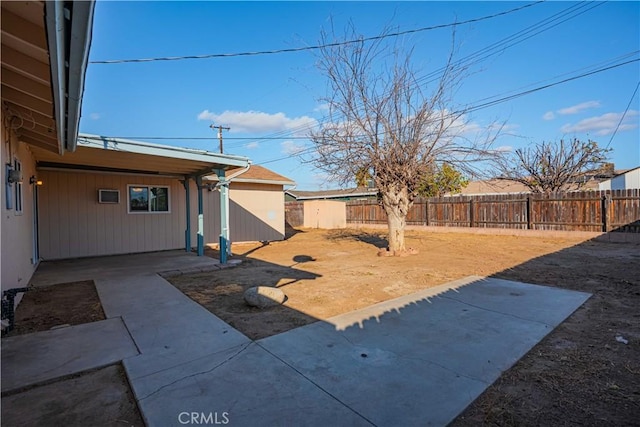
[469,199,475,228]
[425,199,430,226]
[601,194,608,232]
[526,196,532,230]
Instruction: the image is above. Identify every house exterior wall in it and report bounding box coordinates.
[599,169,640,190]
[35,171,287,260]
[38,170,187,259]
[204,182,286,243]
[1,124,39,294]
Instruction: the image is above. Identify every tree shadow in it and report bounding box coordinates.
[324,228,389,249]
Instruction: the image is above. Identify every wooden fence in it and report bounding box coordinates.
[285,201,304,227]
[345,189,640,233]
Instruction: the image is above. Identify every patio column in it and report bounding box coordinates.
[216,169,230,264]
[196,175,205,256]
[182,177,191,252]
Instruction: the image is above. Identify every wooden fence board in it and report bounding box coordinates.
[339,189,640,233]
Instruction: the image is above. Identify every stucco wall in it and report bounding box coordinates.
[1,124,38,293]
[303,200,347,229]
[205,182,286,243]
[38,170,187,259]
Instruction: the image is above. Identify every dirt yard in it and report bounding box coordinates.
[1,281,145,427]
[169,227,640,426]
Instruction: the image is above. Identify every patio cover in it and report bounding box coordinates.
[33,134,251,260]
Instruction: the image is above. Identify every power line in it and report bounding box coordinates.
[96,56,638,153]
[414,1,605,89]
[90,2,544,64]
[606,81,640,149]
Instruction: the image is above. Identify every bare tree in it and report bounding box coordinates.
[309,25,497,254]
[494,139,610,193]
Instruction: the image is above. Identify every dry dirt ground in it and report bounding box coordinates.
[168,227,640,426]
[1,281,144,427]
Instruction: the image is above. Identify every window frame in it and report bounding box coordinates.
[127,184,170,214]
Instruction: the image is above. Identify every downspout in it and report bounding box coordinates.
[182,177,191,252]
[216,162,251,263]
[196,175,205,256]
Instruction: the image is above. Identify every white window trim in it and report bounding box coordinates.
[127,184,171,214]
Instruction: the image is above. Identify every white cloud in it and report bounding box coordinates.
[245,141,259,149]
[542,111,555,121]
[560,110,639,136]
[197,110,318,135]
[281,140,307,155]
[495,145,513,152]
[557,100,600,115]
[89,113,101,120]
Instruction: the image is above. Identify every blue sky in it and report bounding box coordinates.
[80,1,640,190]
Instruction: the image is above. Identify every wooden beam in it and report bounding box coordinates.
[1,67,52,103]
[2,103,57,129]
[16,131,59,153]
[17,128,59,148]
[1,9,48,51]
[1,84,54,117]
[0,45,50,85]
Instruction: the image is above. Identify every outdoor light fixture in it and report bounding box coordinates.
[29,176,43,186]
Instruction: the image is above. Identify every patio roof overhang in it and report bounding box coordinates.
[1,0,95,155]
[33,134,250,177]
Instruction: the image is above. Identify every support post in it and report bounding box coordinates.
[526,196,532,230]
[469,199,475,228]
[182,177,192,252]
[196,176,204,256]
[601,194,608,232]
[217,169,230,264]
[425,199,430,226]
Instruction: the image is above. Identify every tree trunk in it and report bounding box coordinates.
[386,207,406,254]
[381,185,411,254]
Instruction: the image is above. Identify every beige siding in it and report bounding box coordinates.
[204,182,285,244]
[303,200,347,229]
[38,170,187,259]
[1,125,38,293]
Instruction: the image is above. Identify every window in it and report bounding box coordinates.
[128,185,169,213]
[14,159,23,214]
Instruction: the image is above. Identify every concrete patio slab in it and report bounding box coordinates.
[1,317,139,393]
[28,250,222,287]
[131,342,371,427]
[258,277,591,426]
[95,274,249,379]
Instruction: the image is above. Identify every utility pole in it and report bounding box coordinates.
[210,124,230,154]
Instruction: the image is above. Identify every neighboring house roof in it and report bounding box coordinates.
[205,165,295,186]
[287,187,379,200]
[1,1,95,154]
[34,134,250,176]
[456,178,600,195]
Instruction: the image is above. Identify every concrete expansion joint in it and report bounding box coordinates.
[254,341,377,426]
[441,294,555,327]
[135,342,253,402]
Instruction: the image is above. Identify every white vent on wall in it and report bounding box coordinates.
[98,189,120,204]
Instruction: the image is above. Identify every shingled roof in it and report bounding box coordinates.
[205,164,295,185]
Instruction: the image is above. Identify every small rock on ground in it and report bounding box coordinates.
[243,286,286,308]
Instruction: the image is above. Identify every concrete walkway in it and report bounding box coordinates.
[4,252,591,426]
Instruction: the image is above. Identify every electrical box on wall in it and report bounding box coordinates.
[98,189,120,204]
